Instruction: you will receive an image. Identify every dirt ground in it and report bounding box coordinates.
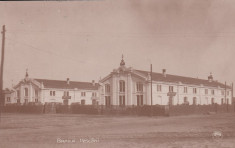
[0,113,235,148]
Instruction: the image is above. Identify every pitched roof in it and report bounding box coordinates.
[34,79,99,90]
[135,70,230,89]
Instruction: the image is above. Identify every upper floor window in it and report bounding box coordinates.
[136,82,143,92]
[105,84,110,93]
[119,80,125,92]
[193,88,197,94]
[211,89,215,95]
[169,86,174,92]
[184,87,188,93]
[24,88,28,97]
[92,92,97,97]
[81,92,86,97]
[157,85,162,92]
[221,90,225,95]
[50,91,56,96]
[205,89,208,95]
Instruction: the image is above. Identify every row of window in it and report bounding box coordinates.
[50,91,97,97]
[105,95,144,107]
[157,85,230,95]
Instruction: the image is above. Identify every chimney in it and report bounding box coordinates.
[67,78,70,85]
[162,69,166,77]
[92,80,95,86]
[208,73,213,82]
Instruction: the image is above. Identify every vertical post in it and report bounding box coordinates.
[225,82,228,112]
[0,25,6,121]
[150,64,152,116]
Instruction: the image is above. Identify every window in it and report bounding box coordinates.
[227,91,229,96]
[221,90,225,95]
[226,98,229,104]
[211,98,215,104]
[193,97,197,105]
[81,99,85,105]
[17,99,20,104]
[136,82,143,92]
[169,86,174,92]
[119,80,125,92]
[17,90,20,98]
[119,96,125,106]
[50,91,56,96]
[81,92,86,97]
[24,88,28,97]
[92,99,97,105]
[184,97,188,104]
[7,97,10,102]
[137,95,143,106]
[221,98,224,105]
[193,88,197,94]
[157,85,162,92]
[105,96,111,106]
[184,87,188,93]
[211,90,215,95]
[205,89,208,95]
[35,90,39,97]
[105,84,110,93]
[92,92,97,97]
[35,99,38,103]
[25,99,28,104]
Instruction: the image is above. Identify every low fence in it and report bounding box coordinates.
[2,103,235,116]
[168,104,235,116]
[2,103,44,114]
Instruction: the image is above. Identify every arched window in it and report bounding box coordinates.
[24,88,28,97]
[105,84,110,93]
[119,80,125,92]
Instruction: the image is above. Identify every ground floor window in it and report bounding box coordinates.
[211,98,215,104]
[81,99,85,105]
[105,96,111,107]
[119,95,125,106]
[226,98,229,104]
[137,95,143,106]
[221,98,224,105]
[7,97,10,102]
[184,97,188,104]
[193,97,197,105]
[168,97,173,106]
[92,99,97,105]
[17,99,20,104]
[35,99,39,103]
[24,99,28,104]
[63,99,68,105]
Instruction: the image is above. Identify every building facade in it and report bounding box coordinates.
[99,57,232,107]
[7,72,99,105]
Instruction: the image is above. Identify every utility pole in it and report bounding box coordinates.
[0,25,6,121]
[150,64,153,117]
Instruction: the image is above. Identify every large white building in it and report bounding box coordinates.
[98,57,233,107]
[4,57,233,107]
[5,71,99,105]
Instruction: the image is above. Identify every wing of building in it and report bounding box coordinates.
[6,71,99,105]
[98,56,232,107]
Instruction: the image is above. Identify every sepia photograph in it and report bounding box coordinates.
[0,0,235,148]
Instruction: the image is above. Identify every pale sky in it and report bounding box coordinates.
[0,0,235,89]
